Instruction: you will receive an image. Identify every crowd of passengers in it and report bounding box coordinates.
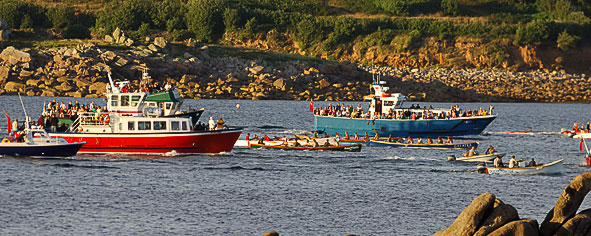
[109,79,173,93]
[313,103,493,120]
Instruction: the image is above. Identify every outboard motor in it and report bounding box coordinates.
[447,155,456,161]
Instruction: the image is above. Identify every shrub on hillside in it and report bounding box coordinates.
[223,7,240,32]
[294,18,323,50]
[514,19,549,45]
[95,0,154,33]
[322,16,358,51]
[152,0,186,32]
[0,0,47,29]
[185,0,225,43]
[441,0,460,16]
[65,24,91,39]
[47,6,77,29]
[556,30,580,51]
[374,0,407,16]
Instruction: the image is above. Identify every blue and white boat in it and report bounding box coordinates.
[1,126,85,158]
[313,76,496,137]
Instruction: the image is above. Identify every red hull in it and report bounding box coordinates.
[49,129,242,154]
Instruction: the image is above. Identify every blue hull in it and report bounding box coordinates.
[314,115,496,137]
[0,143,85,157]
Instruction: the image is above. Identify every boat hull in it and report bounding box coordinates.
[369,140,478,149]
[48,129,242,155]
[486,159,563,175]
[0,142,85,157]
[248,143,362,152]
[314,115,496,137]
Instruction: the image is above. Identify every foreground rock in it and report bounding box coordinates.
[438,173,591,236]
[435,193,529,236]
[540,172,591,236]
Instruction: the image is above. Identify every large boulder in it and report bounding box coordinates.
[540,172,591,236]
[154,37,167,48]
[473,199,520,236]
[488,219,539,236]
[0,66,9,82]
[0,46,31,64]
[434,192,496,236]
[553,209,591,235]
[4,81,26,92]
[261,231,279,236]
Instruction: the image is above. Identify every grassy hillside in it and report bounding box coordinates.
[2,0,590,71]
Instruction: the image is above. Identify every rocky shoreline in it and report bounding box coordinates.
[0,28,590,103]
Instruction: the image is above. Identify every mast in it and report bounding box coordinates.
[17,93,30,130]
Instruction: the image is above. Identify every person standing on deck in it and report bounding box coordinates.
[208,117,215,130]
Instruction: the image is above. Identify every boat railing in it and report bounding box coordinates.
[73,112,112,128]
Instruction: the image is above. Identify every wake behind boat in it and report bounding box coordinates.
[480,159,563,175]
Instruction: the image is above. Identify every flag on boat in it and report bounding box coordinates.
[2,107,11,135]
[309,100,314,113]
[580,137,585,152]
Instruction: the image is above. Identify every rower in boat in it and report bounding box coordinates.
[417,138,423,144]
[445,137,453,144]
[372,132,380,140]
[312,139,319,147]
[486,145,496,154]
[406,137,414,144]
[437,137,443,144]
[364,132,369,140]
[354,132,359,140]
[426,137,433,144]
[468,146,478,157]
[494,155,504,167]
[344,132,350,140]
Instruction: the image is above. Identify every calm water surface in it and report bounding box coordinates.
[1,96,590,235]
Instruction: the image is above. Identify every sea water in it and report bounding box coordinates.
[0,96,590,235]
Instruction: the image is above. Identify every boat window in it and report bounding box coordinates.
[182,121,188,130]
[118,123,122,131]
[384,101,395,106]
[111,95,119,106]
[128,121,135,130]
[131,95,141,107]
[138,121,151,130]
[165,103,172,110]
[171,121,180,131]
[121,95,130,106]
[154,121,167,130]
[32,131,46,138]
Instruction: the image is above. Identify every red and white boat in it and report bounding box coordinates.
[48,70,242,155]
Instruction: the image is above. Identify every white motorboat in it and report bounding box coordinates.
[482,159,563,175]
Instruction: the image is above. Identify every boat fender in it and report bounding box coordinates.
[447,155,456,161]
[1,138,10,143]
[101,114,110,124]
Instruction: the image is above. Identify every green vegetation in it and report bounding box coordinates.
[0,0,590,52]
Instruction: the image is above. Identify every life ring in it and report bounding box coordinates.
[381,93,391,97]
[2,138,10,143]
[100,114,110,124]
